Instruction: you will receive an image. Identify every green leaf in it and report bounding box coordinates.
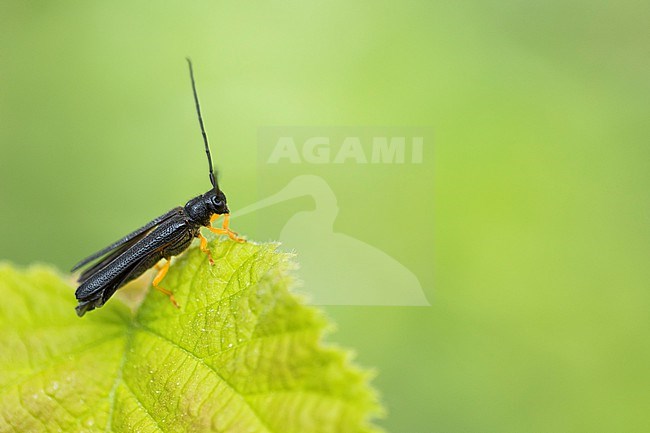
[0,240,384,432]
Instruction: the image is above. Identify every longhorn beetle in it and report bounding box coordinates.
[72,58,244,317]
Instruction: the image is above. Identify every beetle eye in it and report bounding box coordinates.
[212,197,224,207]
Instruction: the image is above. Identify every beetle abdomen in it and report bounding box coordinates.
[75,216,198,316]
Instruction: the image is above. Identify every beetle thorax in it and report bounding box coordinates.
[184,194,212,226]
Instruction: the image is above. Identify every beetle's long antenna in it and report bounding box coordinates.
[186,57,217,190]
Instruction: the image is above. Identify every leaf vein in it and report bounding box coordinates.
[137,323,275,433]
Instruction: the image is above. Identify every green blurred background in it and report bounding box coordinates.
[1,1,649,432]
